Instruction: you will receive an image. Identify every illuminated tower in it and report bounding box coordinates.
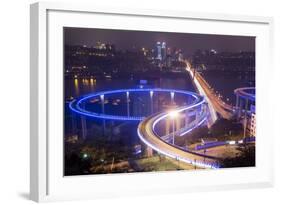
[156,41,162,60]
[161,42,167,61]
[178,49,183,61]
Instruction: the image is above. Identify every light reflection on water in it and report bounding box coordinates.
[65,76,195,99]
[201,71,255,105]
[74,78,79,97]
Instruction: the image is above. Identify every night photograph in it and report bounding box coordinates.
[63,27,256,176]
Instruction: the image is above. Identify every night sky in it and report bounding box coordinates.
[64,27,255,56]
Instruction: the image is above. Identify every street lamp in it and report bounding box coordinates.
[82,153,88,159]
[169,110,179,145]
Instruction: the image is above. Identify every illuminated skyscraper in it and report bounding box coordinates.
[156,42,162,60]
[161,42,167,60]
[178,49,183,61]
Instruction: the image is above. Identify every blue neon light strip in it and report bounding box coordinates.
[234,87,255,101]
[69,88,203,121]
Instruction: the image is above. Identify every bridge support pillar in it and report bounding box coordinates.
[150,91,154,114]
[172,118,175,145]
[243,99,249,138]
[245,99,249,114]
[236,94,242,118]
[165,118,171,135]
[170,92,175,105]
[176,114,181,131]
[238,97,242,118]
[81,103,87,140]
[71,113,77,134]
[185,110,189,128]
[101,95,106,136]
[195,108,200,124]
[146,146,153,157]
[81,116,87,140]
[235,94,239,109]
[109,120,115,141]
[126,91,130,117]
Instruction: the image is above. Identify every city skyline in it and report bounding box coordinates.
[64,27,255,56]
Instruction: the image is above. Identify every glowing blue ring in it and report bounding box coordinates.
[69,88,203,121]
[234,87,255,101]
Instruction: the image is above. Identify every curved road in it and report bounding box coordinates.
[137,107,220,169]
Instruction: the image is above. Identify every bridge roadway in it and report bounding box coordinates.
[137,106,220,169]
[185,61,233,120]
[195,72,233,119]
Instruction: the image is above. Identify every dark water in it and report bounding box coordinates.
[200,70,255,105]
[64,75,195,99]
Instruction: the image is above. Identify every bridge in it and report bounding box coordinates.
[69,88,220,169]
[234,87,255,118]
[137,98,220,169]
[69,88,201,121]
[184,60,234,121]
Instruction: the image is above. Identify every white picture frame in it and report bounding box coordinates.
[30,2,274,202]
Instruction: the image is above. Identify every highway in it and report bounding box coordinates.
[185,61,233,120]
[138,108,220,169]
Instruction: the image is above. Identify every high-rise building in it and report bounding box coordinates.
[167,55,172,67]
[156,42,162,60]
[178,49,183,61]
[161,42,167,61]
[249,113,256,137]
[167,47,171,55]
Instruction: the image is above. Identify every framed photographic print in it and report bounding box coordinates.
[30,2,274,202]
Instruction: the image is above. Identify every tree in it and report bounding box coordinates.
[220,145,255,168]
[210,118,243,138]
